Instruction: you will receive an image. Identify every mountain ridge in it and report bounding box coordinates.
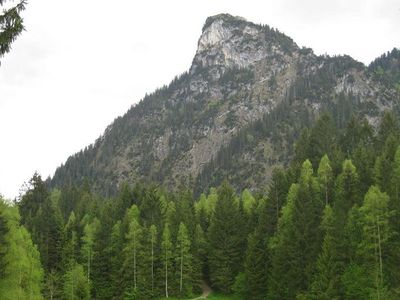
[50,14,400,195]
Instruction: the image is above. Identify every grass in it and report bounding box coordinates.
[207,293,241,299]
[158,292,240,300]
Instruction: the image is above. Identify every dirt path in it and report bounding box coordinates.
[189,281,212,299]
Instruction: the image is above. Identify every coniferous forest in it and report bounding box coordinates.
[2,112,400,299]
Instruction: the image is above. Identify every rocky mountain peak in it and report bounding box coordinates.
[192,13,297,71]
[50,14,399,197]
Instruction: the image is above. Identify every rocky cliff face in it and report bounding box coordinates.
[50,14,400,195]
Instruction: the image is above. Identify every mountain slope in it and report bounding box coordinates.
[50,14,400,195]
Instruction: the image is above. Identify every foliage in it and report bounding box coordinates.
[0,0,26,62]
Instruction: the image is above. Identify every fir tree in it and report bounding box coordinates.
[208,181,244,294]
[176,222,193,297]
[161,223,173,298]
[358,186,392,299]
[0,0,27,62]
[122,205,142,294]
[307,205,340,299]
[0,198,44,299]
[81,217,100,284]
[63,263,90,300]
[269,160,323,299]
[317,155,334,206]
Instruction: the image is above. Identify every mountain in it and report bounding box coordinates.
[50,14,400,195]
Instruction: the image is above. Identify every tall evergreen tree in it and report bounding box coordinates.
[0,0,27,62]
[317,155,334,205]
[110,220,124,299]
[269,160,323,299]
[161,223,173,298]
[386,146,400,289]
[175,222,193,297]
[122,204,143,296]
[81,217,100,284]
[208,181,244,294]
[149,224,158,297]
[192,224,207,293]
[0,198,44,299]
[91,202,114,299]
[63,263,90,300]
[333,159,361,272]
[358,186,392,299]
[306,205,340,299]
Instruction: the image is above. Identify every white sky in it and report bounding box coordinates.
[0,0,399,199]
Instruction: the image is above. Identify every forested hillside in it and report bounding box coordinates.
[2,12,400,300]
[50,14,400,196]
[4,111,400,299]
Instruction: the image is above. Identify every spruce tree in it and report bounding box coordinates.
[0,198,44,299]
[317,155,334,205]
[307,205,340,299]
[81,217,100,285]
[110,221,124,299]
[0,0,27,62]
[208,181,244,294]
[161,223,173,298]
[176,222,193,297]
[63,263,90,300]
[358,186,391,299]
[386,146,400,289]
[91,203,114,299]
[269,160,323,299]
[149,224,158,297]
[122,205,143,295]
[192,224,207,293]
[333,159,361,275]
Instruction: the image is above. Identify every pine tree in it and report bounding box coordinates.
[358,186,391,299]
[268,184,299,300]
[386,146,400,289]
[0,198,44,299]
[208,181,244,294]
[269,160,323,299]
[241,189,256,215]
[110,220,124,299]
[149,224,158,297]
[81,217,100,284]
[373,134,398,193]
[308,114,338,168]
[266,168,289,233]
[333,159,361,274]
[0,0,27,62]
[334,160,361,220]
[91,202,114,299]
[122,205,142,295]
[62,212,79,269]
[317,155,334,206]
[0,210,8,278]
[176,222,193,297]
[63,263,90,300]
[192,224,207,293]
[244,230,268,300]
[307,205,340,299]
[161,223,173,298]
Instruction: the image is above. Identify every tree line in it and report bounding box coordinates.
[2,111,400,299]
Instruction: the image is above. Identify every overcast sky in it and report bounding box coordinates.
[0,0,399,199]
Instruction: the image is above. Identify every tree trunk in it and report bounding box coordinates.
[165,248,168,298]
[151,235,154,293]
[373,221,381,300]
[87,248,91,283]
[377,216,383,286]
[275,186,279,230]
[134,230,137,290]
[180,248,183,293]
